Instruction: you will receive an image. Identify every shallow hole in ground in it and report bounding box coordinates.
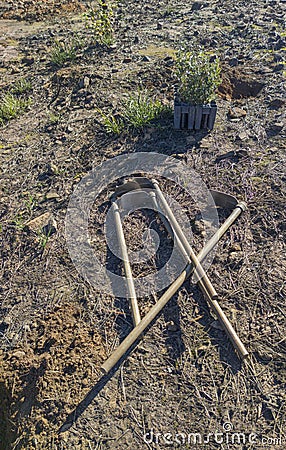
[219,68,265,99]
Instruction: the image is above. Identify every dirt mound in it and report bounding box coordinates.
[0,0,85,21]
[0,302,105,448]
[219,68,265,100]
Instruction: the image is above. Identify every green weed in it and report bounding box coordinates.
[48,112,61,125]
[37,221,56,249]
[24,194,37,216]
[38,230,50,249]
[11,78,32,95]
[13,214,25,231]
[49,39,78,66]
[122,91,168,129]
[97,91,169,134]
[0,93,31,125]
[96,108,123,134]
[84,0,116,46]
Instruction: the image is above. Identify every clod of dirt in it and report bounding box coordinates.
[268,98,285,110]
[25,212,53,233]
[45,190,60,200]
[232,78,265,98]
[266,121,284,136]
[191,2,204,11]
[228,106,247,119]
[236,131,249,141]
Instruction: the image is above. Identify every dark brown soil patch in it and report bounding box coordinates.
[1,0,85,21]
[219,68,265,99]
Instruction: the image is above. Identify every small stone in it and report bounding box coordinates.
[26,212,52,232]
[268,99,285,109]
[11,350,26,359]
[175,153,186,159]
[200,138,211,148]
[228,107,247,119]
[236,131,249,141]
[273,64,285,72]
[191,2,204,11]
[228,252,241,262]
[21,57,34,66]
[166,321,179,332]
[45,163,58,175]
[194,220,205,235]
[79,76,90,89]
[229,243,242,252]
[210,320,223,331]
[270,122,284,132]
[228,57,239,67]
[45,190,60,200]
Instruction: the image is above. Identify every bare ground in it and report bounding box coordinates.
[0,0,285,449]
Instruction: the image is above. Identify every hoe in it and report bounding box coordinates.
[101,177,248,374]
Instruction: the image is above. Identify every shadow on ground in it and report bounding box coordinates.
[0,382,17,450]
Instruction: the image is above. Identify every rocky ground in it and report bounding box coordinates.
[0,0,285,449]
